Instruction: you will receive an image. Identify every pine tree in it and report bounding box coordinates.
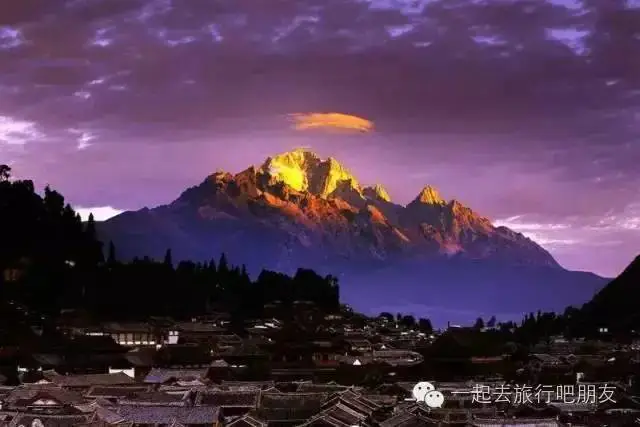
[487,315,497,328]
[163,248,173,267]
[218,253,228,274]
[84,213,104,266]
[107,241,117,264]
[419,318,433,333]
[86,213,96,237]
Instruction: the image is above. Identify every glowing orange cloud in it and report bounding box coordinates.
[290,112,374,133]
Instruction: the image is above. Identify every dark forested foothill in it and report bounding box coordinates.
[0,165,340,321]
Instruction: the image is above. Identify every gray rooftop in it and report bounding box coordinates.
[115,404,220,424]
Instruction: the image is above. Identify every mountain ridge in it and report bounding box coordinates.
[98,148,607,323]
[168,148,557,265]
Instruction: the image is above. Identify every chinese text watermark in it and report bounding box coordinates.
[451,383,616,405]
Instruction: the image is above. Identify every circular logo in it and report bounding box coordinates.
[412,381,435,402]
[424,390,445,408]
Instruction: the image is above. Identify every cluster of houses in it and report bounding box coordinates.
[1,370,639,426]
[1,303,640,425]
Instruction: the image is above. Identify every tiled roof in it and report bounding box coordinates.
[394,382,416,392]
[7,413,90,427]
[216,334,243,344]
[531,354,562,364]
[297,383,350,393]
[252,406,323,422]
[361,394,397,406]
[5,385,85,407]
[120,391,189,405]
[159,385,206,394]
[0,386,15,400]
[45,372,134,387]
[345,338,371,345]
[74,399,113,413]
[299,412,352,427]
[214,342,266,357]
[85,385,150,398]
[371,350,423,365]
[0,412,18,423]
[548,402,597,412]
[175,379,206,387]
[433,381,473,391]
[221,381,275,390]
[155,345,214,365]
[323,390,380,414]
[143,368,208,384]
[125,347,156,366]
[174,322,226,333]
[470,418,561,427]
[379,411,433,427]
[392,401,423,414]
[211,359,230,368]
[259,392,328,409]
[227,414,268,427]
[273,382,300,393]
[101,322,155,333]
[197,390,260,407]
[115,404,220,424]
[32,353,64,366]
[90,405,127,424]
[449,411,471,422]
[321,402,368,425]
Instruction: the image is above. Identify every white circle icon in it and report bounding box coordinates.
[412,381,435,402]
[424,390,445,408]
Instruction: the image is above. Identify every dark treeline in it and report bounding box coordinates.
[91,251,340,321]
[377,312,434,334]
[0,165,339,321]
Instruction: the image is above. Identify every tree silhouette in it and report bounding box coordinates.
[107,241,117,265]
[0,164,10,182]
[163,248,173,267]
[487,315,497,328]
[419,318,434,333]
[84,213,104,266]
[400,315,416,328]
[379,312,394,322]
[0,166,341,321]
[218,253,229,274]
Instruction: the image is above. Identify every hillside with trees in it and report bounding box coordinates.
[0,165,340,321]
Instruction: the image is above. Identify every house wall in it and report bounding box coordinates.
[110,332,157,346]
[108,367,135,378]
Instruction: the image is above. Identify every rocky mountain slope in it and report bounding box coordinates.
[99,149,608,323]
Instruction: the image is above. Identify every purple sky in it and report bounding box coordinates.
[1,0,639,277]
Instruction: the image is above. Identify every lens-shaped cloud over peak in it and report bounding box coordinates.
[291,113,374,133]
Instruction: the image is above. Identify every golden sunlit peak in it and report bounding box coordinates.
[290,112,374,133]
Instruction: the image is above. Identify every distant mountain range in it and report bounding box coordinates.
[99,149,608,324]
